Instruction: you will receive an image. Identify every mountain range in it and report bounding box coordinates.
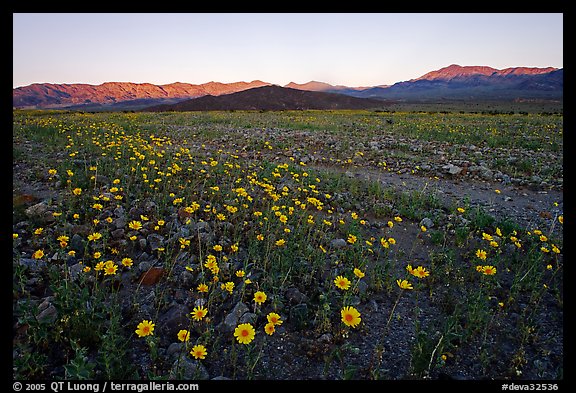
[13,64,563,111]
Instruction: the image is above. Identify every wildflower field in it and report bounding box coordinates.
[13,109,563,380]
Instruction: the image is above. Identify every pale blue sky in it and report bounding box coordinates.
[13,13,563,88]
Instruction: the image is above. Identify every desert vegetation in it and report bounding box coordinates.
[13,109,562,380]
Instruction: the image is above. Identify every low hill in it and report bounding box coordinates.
[142,85,388,111]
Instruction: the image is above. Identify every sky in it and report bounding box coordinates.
[12,13,563,89]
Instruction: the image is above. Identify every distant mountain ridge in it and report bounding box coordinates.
[12,80,271,109]
[412,64,558,81]
[13,64,562,110]
[350,65,563,101]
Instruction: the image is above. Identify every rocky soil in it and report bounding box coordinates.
[13,116,563,381]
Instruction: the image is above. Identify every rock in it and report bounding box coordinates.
[197,232,214,244]
[138,260,152,272]
[480,168,494,180]
[442,164,462,176]
[367,299,379,312]
[70,234,85,252]
[219,302,249,333]
[37,298,58,324]
[169,357,209,380]
[531,175,543,183]
[68,263,84,282]
[114,217,127,230]
[194,298,207,308]
[166,342,186,360]
[239,312,257,325]
[144,200,157,212]
[356,280,368,295]
[419,217,434,229]
[179,270,195,288]
[368,141,380,151]
[159,304,190,340]
[138,267,165,286]
[284,287,308,305]
[25,202,54,223]
[113,206,125,217]
[128,206,144,219]
[329,238,347,249]
[111,228,125,239]
[15,258,47,274]
[147,234,165,251]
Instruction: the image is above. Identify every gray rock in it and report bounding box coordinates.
[318,333,333,344]
[197,232,214,244]
[166,342,187,360]
[284,287,308,305]
[239,312,257,325]
[194,298,207,308]
[68,263,84,282]
[138,260,153,273]
[329,238,348,249]
[25,202,55,223]
[15,258,47,274]
[147,233,165,251]
[113,206,125,217]
[368,141,380,151]
[170,357,209,380]
[356,280,368,295]
[144,200,157,212]
[37,302,58,324]
[111,228,125,239]
[179,270,196,288]
[178,227,191,238]
[480,168,494,180]
[159,304,190,339]
[70,233,85,252]
[367,299,379,312]
[114,217,127,230]
[419,217,434,229]
[442,164,462,176]
[220,302,249,333]
[128,206,144,219]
